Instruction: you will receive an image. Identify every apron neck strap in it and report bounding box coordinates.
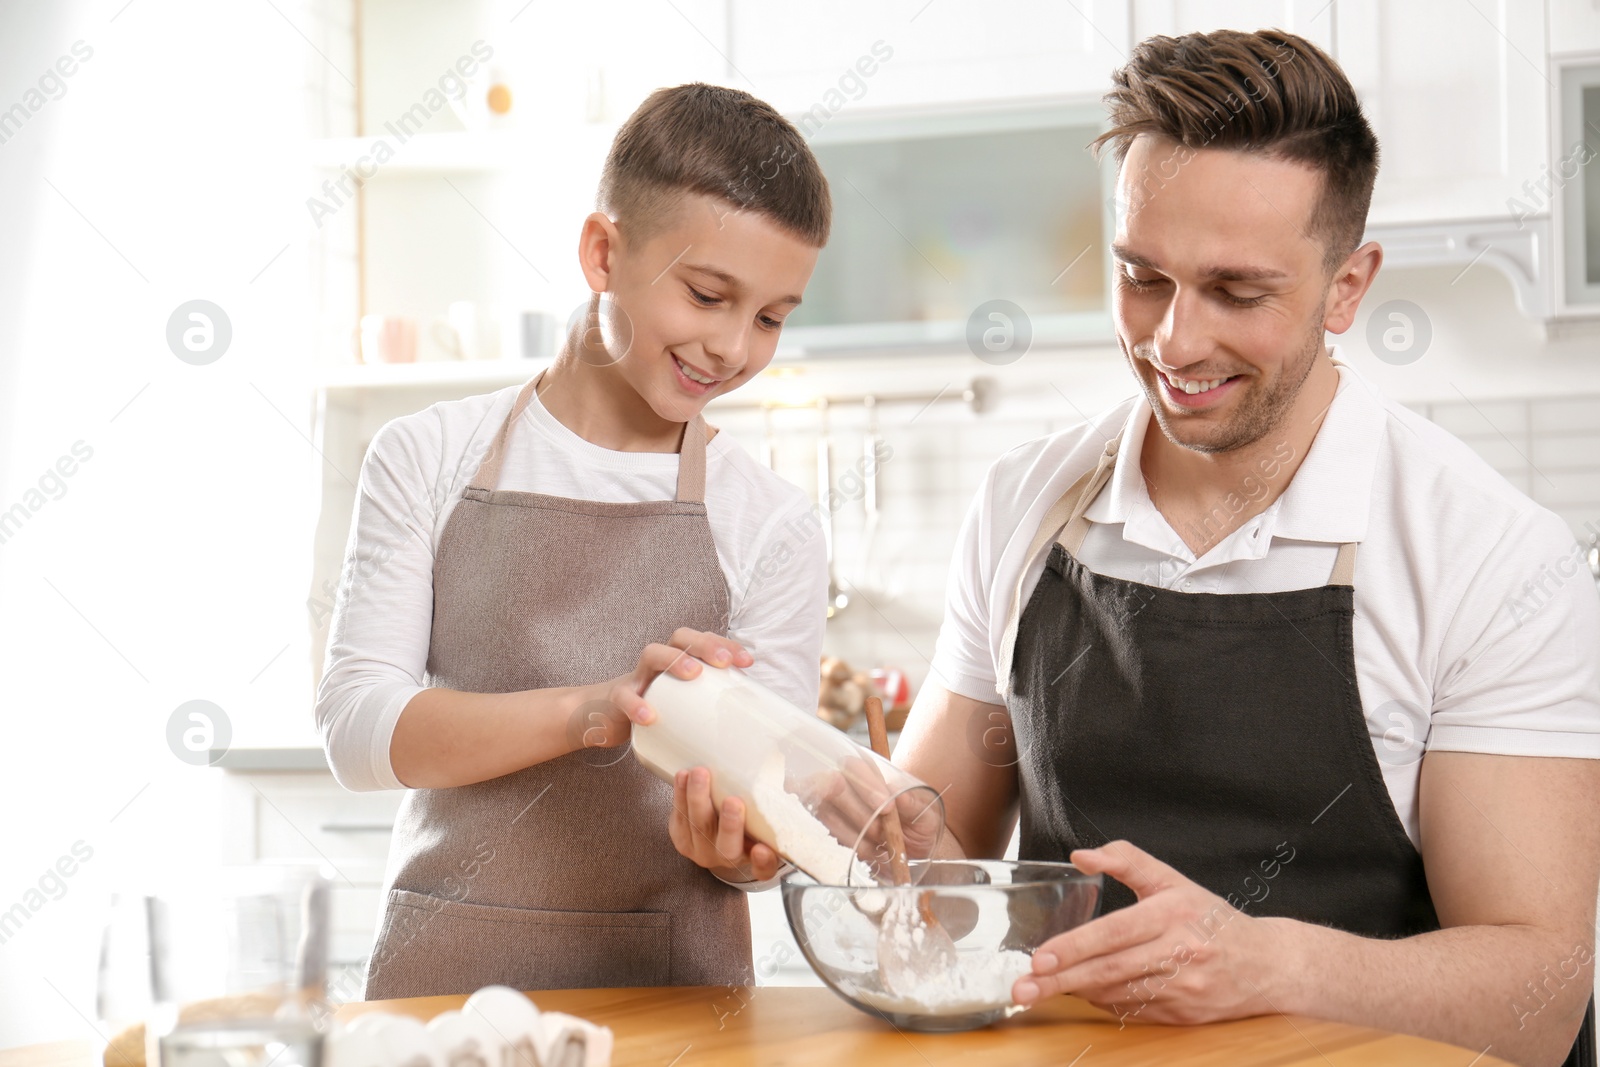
[1056,446,1119,556]
[1328,541,1357,586]
[674,415,709,504]
[472,375,541,490]
[996,435,1120,699]
[469,373,711,503]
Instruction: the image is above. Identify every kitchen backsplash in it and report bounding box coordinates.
[1412,394,1600,541]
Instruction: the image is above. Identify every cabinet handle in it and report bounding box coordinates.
[318,822,394,833]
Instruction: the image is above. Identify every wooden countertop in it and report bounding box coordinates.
[336,986,1514,1066]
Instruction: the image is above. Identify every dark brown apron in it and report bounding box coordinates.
[363,374,752,999]
[999,435,1593,1064]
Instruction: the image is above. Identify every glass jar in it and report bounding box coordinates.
[634,665,944,886]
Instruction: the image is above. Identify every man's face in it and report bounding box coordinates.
[1112,135,1333,454]
[600,195,819,424]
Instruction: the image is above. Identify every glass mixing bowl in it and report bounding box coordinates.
[781,859,1103,1032]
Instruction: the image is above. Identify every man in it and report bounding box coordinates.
[898,28,1600,1067]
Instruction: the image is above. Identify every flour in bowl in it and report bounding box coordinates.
[838,890,1031,1014]
[849,946,1035,1015]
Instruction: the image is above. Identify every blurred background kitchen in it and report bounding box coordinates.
[2,0,1599,1045]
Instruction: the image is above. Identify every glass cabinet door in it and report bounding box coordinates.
[784,103,1113,353]
[1557,61,1600,313]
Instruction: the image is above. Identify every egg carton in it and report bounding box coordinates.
[328,986,612,1067]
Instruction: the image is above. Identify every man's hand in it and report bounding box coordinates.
[1014,839,1283,1026]
[669,765,784,883]
[574,627,753,753]
[809,755,946,876]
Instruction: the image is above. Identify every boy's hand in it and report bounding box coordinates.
[604,627,753,728]
[670,765,784,883]
[570,629,751,754]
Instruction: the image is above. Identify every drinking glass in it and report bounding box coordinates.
[97,863,331,1067]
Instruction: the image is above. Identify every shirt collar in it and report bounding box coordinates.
[1083,346,1383,552]
[1269,353,1384,544]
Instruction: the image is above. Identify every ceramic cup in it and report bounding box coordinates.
[358,315,417,364]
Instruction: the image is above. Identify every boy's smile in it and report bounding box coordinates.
[670,351,724,392]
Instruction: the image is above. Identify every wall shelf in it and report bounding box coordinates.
[303,127,612,175]
[1366,217,1552,320]
[315,356,550,391]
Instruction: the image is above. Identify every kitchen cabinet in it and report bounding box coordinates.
[1120,0,1562,318]
[1338,1,1549,226]
[787,101,1115,353]
[213,759,403,1005]
[1553,55,1600,317]
[1129,0,1548,226]
[1549,0,1600,56]
[728,0,1131,114]
[1132,0,1335,50]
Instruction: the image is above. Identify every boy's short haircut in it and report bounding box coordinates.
[598,83,832,249]
[1093,29,1380,271]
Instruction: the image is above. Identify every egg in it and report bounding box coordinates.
[425,1009,500,1067]
[350,1014,442,1067]
[534,1012,614,1067]
[462,985,541,1046]
[325,1018,388,1067]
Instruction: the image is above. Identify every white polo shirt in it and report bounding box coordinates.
[929,352,1600,848]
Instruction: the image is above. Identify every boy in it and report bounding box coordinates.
[315,83,830,999]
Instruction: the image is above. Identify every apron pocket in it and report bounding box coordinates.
[366,888,672,998]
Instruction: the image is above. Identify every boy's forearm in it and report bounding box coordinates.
[1267,917,1592,1067]
[389,685,582,788]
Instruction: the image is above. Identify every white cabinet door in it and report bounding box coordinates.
[1549,0,1600,56]
[219,768,403,1000]
[1335,1,1548,224]
[1129,1,1547,226]
[1132,0,1336,51]
[730,0,1132,115]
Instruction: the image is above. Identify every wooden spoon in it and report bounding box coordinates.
[863,696,957,997]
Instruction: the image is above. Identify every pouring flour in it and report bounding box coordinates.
[634,665,1064,1023]
[633,664,944,887]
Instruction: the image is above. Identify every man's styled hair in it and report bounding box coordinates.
[1093,29,1379,270]
[597,83,832,249]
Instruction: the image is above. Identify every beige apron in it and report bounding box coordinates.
[363,374,751,999]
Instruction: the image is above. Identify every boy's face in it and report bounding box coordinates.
[595,195,820,423]
[1112,134,1340,454]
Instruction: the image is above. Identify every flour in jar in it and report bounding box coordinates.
[749,750,876,887]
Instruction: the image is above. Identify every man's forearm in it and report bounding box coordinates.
[1267,917,1593,1067]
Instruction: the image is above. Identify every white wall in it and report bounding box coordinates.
[0,0,330,1046]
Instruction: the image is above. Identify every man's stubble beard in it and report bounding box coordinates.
[1129,313,1325,456]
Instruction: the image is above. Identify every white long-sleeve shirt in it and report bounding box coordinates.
[316,381,828,792]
